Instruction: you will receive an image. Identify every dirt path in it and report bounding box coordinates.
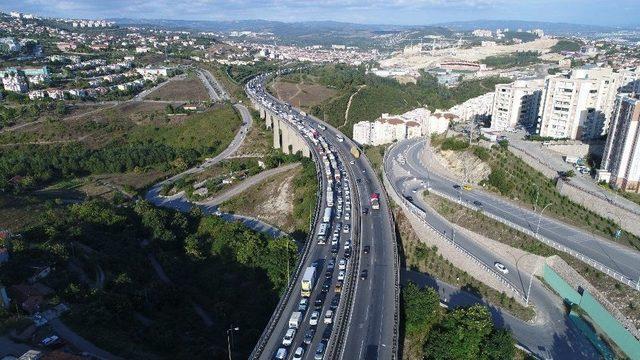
[340,85,366,130]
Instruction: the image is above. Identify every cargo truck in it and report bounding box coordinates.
[323,208,333,223]
[301,266,317,297]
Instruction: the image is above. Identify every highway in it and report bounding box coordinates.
[247,71,398,360]
[394,138,640,287]
[385,140,600,359]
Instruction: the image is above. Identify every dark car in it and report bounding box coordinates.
[314,292,326,308]
[322,279,331,293]
[325,269,333,279]
[362,207,369,214]
[360,269,368,280]
[473,200,482,207]
[405,195,413,202]
[330,295,340,310]
[331,244,339,254]
[344,248,352,259]
[363,245,370,254]
[322,325,333,341]
[304,328,316,345]
[453,184,461,189]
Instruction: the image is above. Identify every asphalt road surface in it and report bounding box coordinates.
[386,141,599,359]
[395,138,640,286]
[247,72,398,360]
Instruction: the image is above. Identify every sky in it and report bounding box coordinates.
[2,0,639,27]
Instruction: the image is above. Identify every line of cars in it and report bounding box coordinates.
[247,71,360,360]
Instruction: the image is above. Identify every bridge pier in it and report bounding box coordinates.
[273,115,282,150]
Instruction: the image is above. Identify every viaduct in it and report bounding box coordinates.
[251,98,311,158]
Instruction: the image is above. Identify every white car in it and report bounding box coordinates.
[343,225,350,233]
[292,347,305,360]
[275,348,287,360]
[344,213,351,221]
[339,259,347,270]
[282,328,296,346]
[350,160,355,165]
[324,309,334,324]
[338,270,345,281]
[494,262,509,274]
[309,311,320,326]
[344,240,351,250]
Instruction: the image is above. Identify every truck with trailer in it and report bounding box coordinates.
[301,266,317,297]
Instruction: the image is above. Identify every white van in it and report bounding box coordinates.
[289,311,302,329]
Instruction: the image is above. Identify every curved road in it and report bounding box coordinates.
[385,139,608,359]
[396,138,640,286]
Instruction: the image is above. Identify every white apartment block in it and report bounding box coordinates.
[620,67,640,93]
[353,121,373,146]
[472,29,493,37]
[449,92,495,122]
[598,94,640,193]
[537,67,622,140]
[2,73,28,93]
[490,80,543,131]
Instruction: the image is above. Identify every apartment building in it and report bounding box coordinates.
[490,80,543,131]
[2,72,28,93]
[537,67,622,140]
[597,94,640,193]
[353,121,373,146]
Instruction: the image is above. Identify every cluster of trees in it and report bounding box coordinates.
[481,51,542,69]
[402,282,515,360]
[551,40,583,53]
[1,199,296,359]
[291,159,320,239]
[0,142,201,192]
[298,65,510,137]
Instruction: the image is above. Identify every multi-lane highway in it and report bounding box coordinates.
[246,72,398,360]
[385,140,600,359]
[392,138,640,288]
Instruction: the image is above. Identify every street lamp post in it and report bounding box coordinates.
[227,326,240,360]
[535,203,553,239]
[525,268,536,307]
[452,212,465,247]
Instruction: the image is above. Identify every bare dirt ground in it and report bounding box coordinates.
[271,80,337,109]
[221,167,300,232]
[381,38,559,70]
[145,76,210,102]
[433,149,491,184]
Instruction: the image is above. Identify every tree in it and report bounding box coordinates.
[423,305,493,360]
[482,329,516,360]
[403,282,441,337]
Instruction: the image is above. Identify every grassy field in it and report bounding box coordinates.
[395,209,535,321]
[145,76,210,102]
[270,78,337,110]
[232,110,273,156]
[423,192,640,330]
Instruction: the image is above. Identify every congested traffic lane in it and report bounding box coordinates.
[247,74,362,360]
